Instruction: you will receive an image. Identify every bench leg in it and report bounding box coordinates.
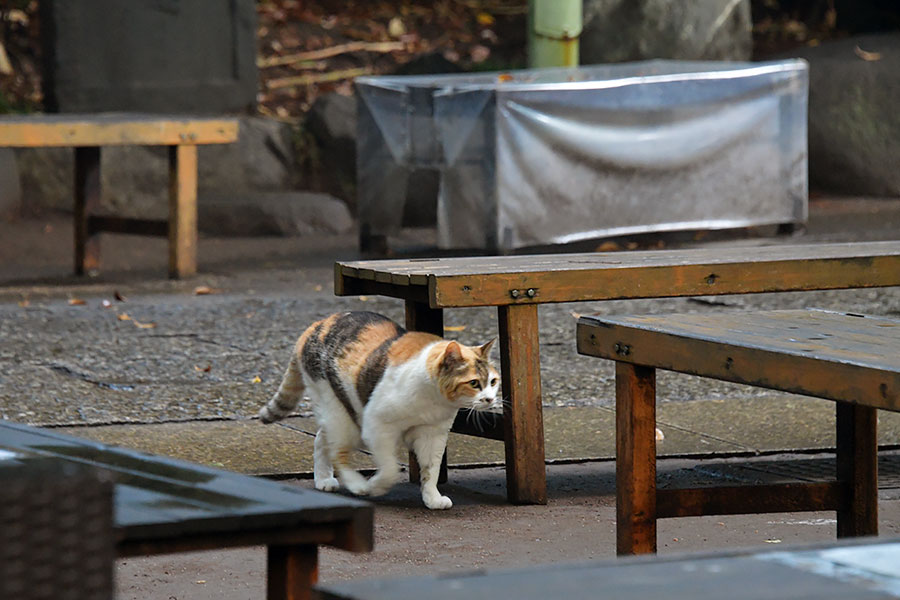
[836,402,878,538]
[74,146,101,276]
[267,544,318,600]
[498,303,547,504]
[168,144,198,279]
[616,362,657,555]
[405,300,448,485]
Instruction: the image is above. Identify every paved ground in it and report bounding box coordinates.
[2,196,900,599]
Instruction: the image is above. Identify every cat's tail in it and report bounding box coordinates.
[258,352,305,424]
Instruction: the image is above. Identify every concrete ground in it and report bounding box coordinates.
[2,196,900,599]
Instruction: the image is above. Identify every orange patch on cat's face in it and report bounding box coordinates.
[428,341,498,403]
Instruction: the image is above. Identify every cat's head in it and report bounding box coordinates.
[432,339,501,411]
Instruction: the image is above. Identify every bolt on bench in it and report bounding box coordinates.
[0,113,239,278]
[335,241,900,505]
[577,309,900,555]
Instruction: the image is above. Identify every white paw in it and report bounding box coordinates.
[343,479,370,496]
[314,477,340,492]
[423,494,453,510]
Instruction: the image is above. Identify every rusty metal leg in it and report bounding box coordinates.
[616,362,657,555]
[267,544,318,600]
[498,303,547,505]
[836,402,878,538]
[168,144,198,279]
[74,146,101,276]
[405,300,447,484]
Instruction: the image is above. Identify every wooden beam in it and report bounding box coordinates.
[168,144,198,278]
[616,363,657,555]
[656,482,844,518]
[88,216,168,237]
[267,544,318,600]
[74,146,101,275]
[836,403,878,537]
[0,115,238,147]
[499,303,547,504]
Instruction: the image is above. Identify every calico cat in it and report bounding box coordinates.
[258,311,501,509]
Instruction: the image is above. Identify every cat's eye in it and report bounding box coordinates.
[469,379,481,389]
[490,378,498,387]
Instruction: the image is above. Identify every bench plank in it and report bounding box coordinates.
[0,113,238,146]
[336,241,900,308]
[577,310,900,411]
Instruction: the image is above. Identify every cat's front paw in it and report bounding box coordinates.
[343,479,370,496]
[423,493,453,510]
[314,477,340,493]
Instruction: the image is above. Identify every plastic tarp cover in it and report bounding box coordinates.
[356,60,808,251]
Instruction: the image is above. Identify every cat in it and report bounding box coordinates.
[258,311,501,510]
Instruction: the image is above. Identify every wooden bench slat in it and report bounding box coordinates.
[578,310,900,411]
[0,113,238,147]
[336,241,900,307]
[655,482,844,518]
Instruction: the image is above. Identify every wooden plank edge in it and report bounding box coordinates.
[656,482,845,518]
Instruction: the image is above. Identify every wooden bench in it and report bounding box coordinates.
[0,113,239,278]
[317,536,900,600]
[0,420,373,600]
[577,308,900,555]
[335,241,900,504]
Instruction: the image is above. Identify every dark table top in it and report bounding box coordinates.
[0,420,372,548]
[317,538,900,600]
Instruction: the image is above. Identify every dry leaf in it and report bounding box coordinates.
[595,241,621,252]
[194,364,212,372]
[195,580,207,584]
[68,298,86,306]
[570,311,582,319]
[655,427,665,442]
[476,12,495,26]
[133,319,156,329]
[854,45,882,61]
[193,286,221,295]
[114,291,126,302]
[314,284,323,292]
[497,73,514,83]
[444,325,467,332]
[117,313,132,321]
[358,295,369,301]
[251,376,262,383]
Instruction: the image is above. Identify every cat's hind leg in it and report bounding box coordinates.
[313,428,340,492]
[409,425,453,510]
[361,423,403,497]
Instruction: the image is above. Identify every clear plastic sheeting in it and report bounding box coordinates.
[356,59,808,252]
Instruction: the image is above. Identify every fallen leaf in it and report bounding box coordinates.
[476,12,495,26]
[194,364,212,372]
[388,16,406,38]
[314,284,323,292]
[114,291,127,302]
[68,298,86,306]
[117,313,132,321]
[595,241,621,252]
[497,73,514,83]
[251,376,262,383]
[358,295,369,301]
[444,325,467,332]
[133,319,157,329]
[655,427,665,442]
[195,580,207,584]
[854,45,882,61]
[570,311,582,319]
[193,286,221,295]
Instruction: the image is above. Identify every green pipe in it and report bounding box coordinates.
[528,0,582,68]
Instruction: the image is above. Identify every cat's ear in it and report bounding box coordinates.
[441,341,464,368]
[477,338,496,358]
